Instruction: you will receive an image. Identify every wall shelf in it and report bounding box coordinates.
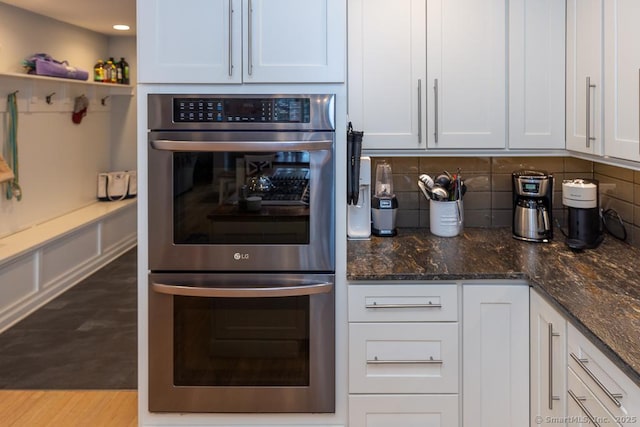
[0,71,134,95]
[0,71,134,113]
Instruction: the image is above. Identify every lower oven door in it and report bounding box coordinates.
[148,272,335,413]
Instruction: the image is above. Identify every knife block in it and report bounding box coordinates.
[348,157,371,239]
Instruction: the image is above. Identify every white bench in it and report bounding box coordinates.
[0,199,137,332]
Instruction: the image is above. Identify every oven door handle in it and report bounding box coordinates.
[152,282,333,298]
[150,139,333,152]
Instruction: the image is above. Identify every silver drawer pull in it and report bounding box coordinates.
[365,302,442,309]
[568,389,601,427]
[367,356,443,365]
[570,353,623,407]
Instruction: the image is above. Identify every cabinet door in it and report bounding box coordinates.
[604,0,640,162]
[347,0,426,149]
[244,0,345,83]
[462,284,529,427]
[530,289,567,426]
[566,0,603,155]
[509,0,565,150]
[349,394,459,427]
[349,322,459,394]
[426,0,506,149]
[138,0,242,83]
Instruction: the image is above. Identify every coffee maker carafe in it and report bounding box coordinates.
[512,170,553,242]
[562,179,603,250]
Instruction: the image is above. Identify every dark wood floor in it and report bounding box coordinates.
[0,248,137,389]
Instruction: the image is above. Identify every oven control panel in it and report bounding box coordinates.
[173,97,311,123]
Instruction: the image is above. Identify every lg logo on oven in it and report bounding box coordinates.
[233,253,250,261]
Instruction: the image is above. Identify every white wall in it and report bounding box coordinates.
[109,36,137,171]
[0,3,137,238]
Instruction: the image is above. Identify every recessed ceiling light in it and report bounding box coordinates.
[113,24,130,31]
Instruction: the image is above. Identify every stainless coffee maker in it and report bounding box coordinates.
[512,170,553,242]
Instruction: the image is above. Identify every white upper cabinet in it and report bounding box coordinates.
[347,0,426,150]
[509,0,566,150]
[426,0,507,149]
[566,0,604,155]
[604,0,640,162]
[138,0,242,83]
[244,0,345,83]
[138,0,345,84]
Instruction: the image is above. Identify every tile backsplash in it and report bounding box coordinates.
[370,156,640,248]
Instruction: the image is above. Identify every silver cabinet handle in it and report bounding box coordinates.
[248,0,253,76]
[548,323,561,410]
[228,0,233,76]
[152,281,333,298]
[418,79,422,144]
[367,356,443,365]
[434,78,439,143]
[568,389,601,427]
[586,76,596,148]
[638,69,639,155]
[365,302,442,309]
[570,352,623,407]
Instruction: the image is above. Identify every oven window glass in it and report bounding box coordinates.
[173,295,310,386]
[173,151,310,245]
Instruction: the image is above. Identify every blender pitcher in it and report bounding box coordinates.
[371,161,398,236]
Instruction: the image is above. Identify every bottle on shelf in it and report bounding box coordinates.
[119,57,130,85]
[106,58,117,83]
[94,60,105,82]
[116,59,123,84]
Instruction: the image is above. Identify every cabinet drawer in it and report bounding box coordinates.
[349,394,459,427]
[349,322,459,393]
[568,324,640,423]
[568,367,622,426]
[348,284,458,322]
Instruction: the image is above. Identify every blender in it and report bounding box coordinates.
[371,161,398,236]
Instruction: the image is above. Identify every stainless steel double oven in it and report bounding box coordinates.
[146,94,335,413]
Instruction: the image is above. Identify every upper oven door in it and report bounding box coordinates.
[148,131,335,272]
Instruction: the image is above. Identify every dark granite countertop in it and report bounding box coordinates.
[347,227,640,387]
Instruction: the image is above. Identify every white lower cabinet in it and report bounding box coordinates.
[567,323,640,426]
[349,322,459,394]
[349,394,459,427]
[530,289,568,426]
[462,283,530,427]
[530,289,640,427]
[348,282,459,426]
